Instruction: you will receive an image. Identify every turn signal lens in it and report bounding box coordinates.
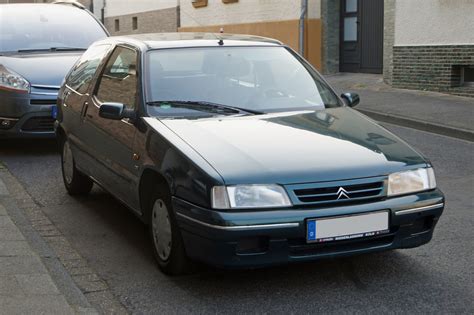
[211,186,230,209]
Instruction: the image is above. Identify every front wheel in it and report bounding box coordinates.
[61,139,93,195]
[149,192,191,275]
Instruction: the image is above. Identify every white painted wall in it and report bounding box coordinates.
[101,0,177,18]
[92,0,104,19]
[181,0,321,28]
[394,0,474,46]
[307,0,321,19]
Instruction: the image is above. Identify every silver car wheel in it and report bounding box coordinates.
[62,141,74,185]
[152,199,172,261]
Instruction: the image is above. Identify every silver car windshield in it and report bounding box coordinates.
[0,5,107,53]
[146,46,341,117]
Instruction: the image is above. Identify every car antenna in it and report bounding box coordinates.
[218,28,224,46]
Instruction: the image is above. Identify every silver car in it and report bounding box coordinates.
[0,2,108,138]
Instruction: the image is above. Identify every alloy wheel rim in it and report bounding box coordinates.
[62,141,74,185]
[152,199,172,261]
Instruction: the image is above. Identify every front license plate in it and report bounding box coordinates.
[51,106,58,119]
[306,211,389,243]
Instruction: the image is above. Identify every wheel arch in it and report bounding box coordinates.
[138,167,173,223]
[55,123,66,143]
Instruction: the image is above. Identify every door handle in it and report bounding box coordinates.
[63,91,70,107]
[81,101,90,120]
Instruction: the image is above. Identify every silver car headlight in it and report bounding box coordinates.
[0,65,30,93]
[211,185,292,209]
[387,167,436,197]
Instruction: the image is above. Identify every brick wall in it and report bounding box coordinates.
[392,45,474,97]
[105,7,178,36]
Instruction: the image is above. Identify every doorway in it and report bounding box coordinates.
[340,0,384,73]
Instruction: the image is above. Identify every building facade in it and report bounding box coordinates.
[180,0,323,71]
[92,0,179,36]
[2,0,472,96]
[179,0,473,96]
[179,0,383,75]
[388,0,474,97]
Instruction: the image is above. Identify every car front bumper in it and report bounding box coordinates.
[173,189,444,268]
[0,87,58,138]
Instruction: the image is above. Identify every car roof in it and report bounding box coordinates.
[0,3,93,19]
[97,32,283,50]
[0,3,84,10]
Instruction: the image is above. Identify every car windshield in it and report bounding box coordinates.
[146,46,342,117]
[0,5,107,53]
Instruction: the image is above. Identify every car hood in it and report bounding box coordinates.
[0,52,81,87]
[154,107,428,185]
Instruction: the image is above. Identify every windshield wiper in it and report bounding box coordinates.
[51,47,87,51]
[147,100,263,115]
[16,47,87,53]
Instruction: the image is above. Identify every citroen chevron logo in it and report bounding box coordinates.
[337,187,350,200]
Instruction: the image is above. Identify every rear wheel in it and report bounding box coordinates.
[149,190,191,275]
[61,139,93,195]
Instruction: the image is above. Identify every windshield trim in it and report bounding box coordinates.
[144,45,343,118]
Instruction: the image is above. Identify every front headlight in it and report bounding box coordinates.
[388,167,436,197]
[211,184,292,209]
[0,65,30,93]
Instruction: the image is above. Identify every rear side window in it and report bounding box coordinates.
[66,44,110,94]
[95,46,138,109]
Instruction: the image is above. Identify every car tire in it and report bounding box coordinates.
[148,189,191,275]
[61,138,93,195]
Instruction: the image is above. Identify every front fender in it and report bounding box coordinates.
[138,117,224,209]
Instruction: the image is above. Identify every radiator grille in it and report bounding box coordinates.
[287,178,386,206]
[30,99,57,105]
[21,117,55,132]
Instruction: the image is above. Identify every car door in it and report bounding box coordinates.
[81,45,141,207]
[61,44,111,175]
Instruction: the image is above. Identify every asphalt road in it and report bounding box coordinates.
[1,124,473,314]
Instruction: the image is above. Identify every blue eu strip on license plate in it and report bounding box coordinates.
[51,106,58,119]
[307,220,317,241]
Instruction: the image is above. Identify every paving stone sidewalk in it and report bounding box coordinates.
[325,73,474,141]
[0,169,98,314]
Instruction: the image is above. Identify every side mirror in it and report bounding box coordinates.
[99,102,136,121]
[341,92,360,107]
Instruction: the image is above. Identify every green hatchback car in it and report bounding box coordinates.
[56,33,444,275]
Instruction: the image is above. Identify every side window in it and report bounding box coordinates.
[95,46,138,109]
[66,45,110,94]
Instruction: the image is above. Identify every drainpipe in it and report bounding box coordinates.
[101,0,106,24]
[177,0,181,29]
[299,0,308,56]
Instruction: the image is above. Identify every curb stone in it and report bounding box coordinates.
[0,181,97,314]
[358,109,474,142]
[0,168,128,314]
[1,187,90,313]
[324,73,473,142]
